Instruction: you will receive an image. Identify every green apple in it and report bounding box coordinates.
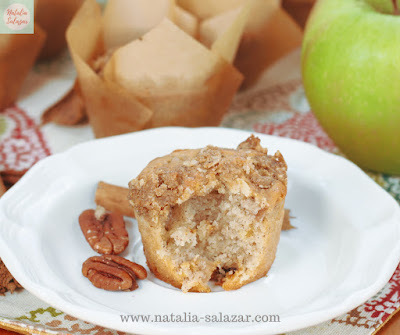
[302,0,400,174]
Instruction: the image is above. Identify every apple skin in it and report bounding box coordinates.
[302,0,400,174]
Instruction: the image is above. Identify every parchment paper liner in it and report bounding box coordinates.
[66,0,243,138]
[0,25,46,110]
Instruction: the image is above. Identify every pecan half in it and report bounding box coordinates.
[82,255,147,291]
[79,208,129,255]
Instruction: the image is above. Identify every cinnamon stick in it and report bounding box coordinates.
[0,176,6,198]
[0,169,28,186]
[41,81,87,126]
[95,181,135,218]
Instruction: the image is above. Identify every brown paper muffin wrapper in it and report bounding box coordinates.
[0,25,46,110]
[67,0,243,138]
[194,0,304,88]
[234,7,303,87]
[36,0,84,60]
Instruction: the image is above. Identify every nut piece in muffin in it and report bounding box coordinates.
[128,135,287,292]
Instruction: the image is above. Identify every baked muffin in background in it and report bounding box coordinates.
[129,136,287,292]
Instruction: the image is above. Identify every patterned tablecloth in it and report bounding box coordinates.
[0,49,399,335]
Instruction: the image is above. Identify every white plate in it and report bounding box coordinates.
[1,127,400,335]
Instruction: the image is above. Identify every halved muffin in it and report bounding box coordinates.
[128,135,287,292]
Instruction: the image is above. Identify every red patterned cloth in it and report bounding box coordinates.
[0,107,51,171]
[254,112,336,152]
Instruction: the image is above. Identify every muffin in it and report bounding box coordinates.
[66,0,243,138]
[128,135,287,292]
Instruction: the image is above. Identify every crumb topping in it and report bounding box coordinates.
[128,135,287,223]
